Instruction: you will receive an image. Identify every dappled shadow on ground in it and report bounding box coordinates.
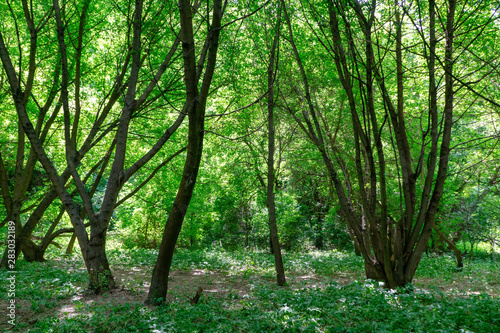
[113,267,327,303]
[1,257,499,331]
[0,266,326,331]
[414,275,500,298]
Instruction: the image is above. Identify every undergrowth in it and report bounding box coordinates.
[0,240,498,332]
[23,281,500,333]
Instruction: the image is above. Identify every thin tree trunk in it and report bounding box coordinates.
[267,11,286,286]
[434,226,463,269]
[66,233,77,255]
[36,207,65,257]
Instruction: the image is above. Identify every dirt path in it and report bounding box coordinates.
[2,259,498,331]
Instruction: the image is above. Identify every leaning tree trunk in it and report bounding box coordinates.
[146,0,223,305]
[66,234,77,255]
[434,226,463,269]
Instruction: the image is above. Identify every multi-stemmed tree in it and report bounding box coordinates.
[1,0,187,291]
[279,0,498,287]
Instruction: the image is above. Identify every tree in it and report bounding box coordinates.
[147,0,224,304]
[1,0,187,291]
[0,0,65,264]
[276,0,499,287]
[266,6,286,286]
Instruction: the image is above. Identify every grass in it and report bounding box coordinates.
[0,239,499,332]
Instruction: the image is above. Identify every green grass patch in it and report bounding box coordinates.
[25,281,500,332]
[1,244,498,332]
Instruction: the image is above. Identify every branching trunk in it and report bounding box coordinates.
[281,0,458,288]
[1,0,186,292]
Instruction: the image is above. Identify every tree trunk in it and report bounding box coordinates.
[38,207,66,257]
[66,233,77,255]
[146,0,223,305]
[1,0,183,294]
[266,13,286,286]
[434,226,463,269]
[87,229,116,291]
[21,239,45,262]
[278,0,458,288]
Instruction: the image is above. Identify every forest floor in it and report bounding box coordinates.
[1,244,499,332]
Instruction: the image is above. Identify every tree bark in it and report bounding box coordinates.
[66,234,77,255]
[267,11,286,286]
[146,0,223,304]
